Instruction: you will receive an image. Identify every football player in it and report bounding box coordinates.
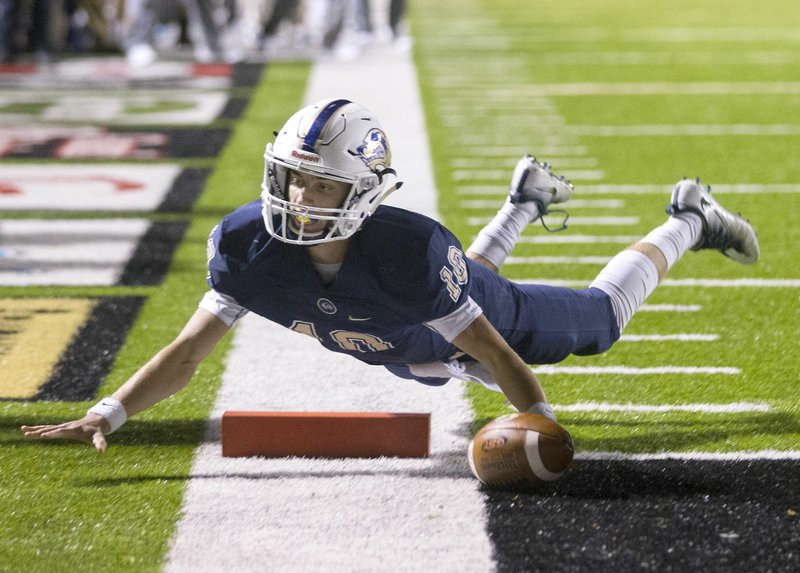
[22,99,759,450]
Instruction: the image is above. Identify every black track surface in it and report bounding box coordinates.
[485,459,800,572]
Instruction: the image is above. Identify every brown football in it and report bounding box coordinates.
[468,413,574,489]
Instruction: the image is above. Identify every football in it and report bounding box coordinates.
[467,413,574,489]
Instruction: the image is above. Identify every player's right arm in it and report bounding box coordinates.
[21,308,230,451]
[111,307,230,416]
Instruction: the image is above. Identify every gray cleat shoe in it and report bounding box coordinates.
[508,154,573,213]
[666,178,760,264]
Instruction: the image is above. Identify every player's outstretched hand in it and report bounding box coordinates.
[21,414,110,452]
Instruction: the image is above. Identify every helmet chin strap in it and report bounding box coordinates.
[367,180,403,216]
[365,166,403,216]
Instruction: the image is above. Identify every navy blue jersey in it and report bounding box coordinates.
[207,201,474,365]
[206,201,619,372]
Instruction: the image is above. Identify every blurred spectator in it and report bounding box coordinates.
[124,0,243,67]
[0,0,13,62]
[1,0,60,63]
[320,0,410,59]
[0,0,409,65]
[64,0,124,54]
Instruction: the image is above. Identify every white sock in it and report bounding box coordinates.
[467,200,541,269]
[590,213,703,332]
[641,213,703,269]
[590,249,660,333]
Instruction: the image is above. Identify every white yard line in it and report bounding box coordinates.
[166,45,494,573]
[452,157,600,169]
[535,366,741,375]
[566,124,800,136]
[469,82,800,96]
[556,402,769,413]
[661,279,800,287]
[516,234,641,244]
[538,51,800,66]
[577,183,800,194]
[505,256,612,265]
[618,333,719,342]
[640,304,702,312]
[460,199,621,209]
[468,215,636,226]
[459,183,800,195]
[517,278,800,288]
[456,145,589,156]
[425,27,800,44]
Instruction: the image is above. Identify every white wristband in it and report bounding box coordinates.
[527,402,556,422]
[87,397,128,433]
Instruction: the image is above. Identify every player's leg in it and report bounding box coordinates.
[467,155,573,272]
[591,178,759,333]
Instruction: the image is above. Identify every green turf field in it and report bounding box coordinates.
[412,0,800,451]
[0,63,310,572]
[1,0,798,570]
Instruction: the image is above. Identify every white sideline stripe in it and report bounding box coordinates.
[535,366,740,375]
[518,278,800,288]
[567,124,800,136]
[468,215,638,226]
[619,333,719,342]
[165,44,494,573]
[506,256,611,265]
[576,451,800,461]
[577,183,800,194]
[555,401,769,413]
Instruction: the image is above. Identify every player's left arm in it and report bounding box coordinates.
[451,314,548,413]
